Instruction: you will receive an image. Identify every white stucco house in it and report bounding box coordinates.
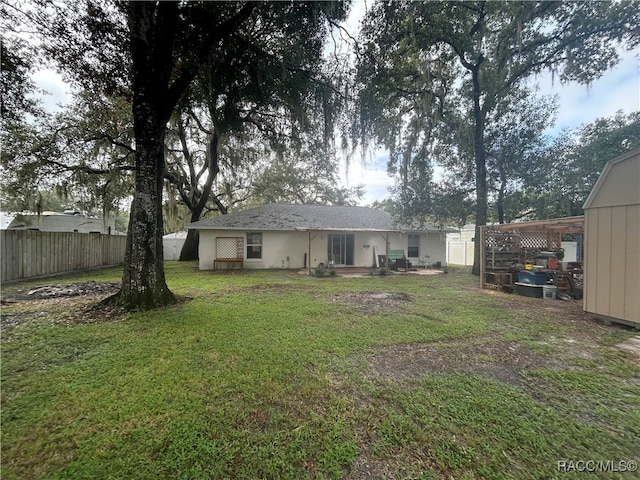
[187,204,454,272]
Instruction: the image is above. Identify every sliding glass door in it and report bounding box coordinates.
[327,233,354,266]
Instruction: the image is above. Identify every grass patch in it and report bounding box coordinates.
[2,263,639,479]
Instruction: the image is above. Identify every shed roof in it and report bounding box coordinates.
[583,147,640,210]
[163,231,188,239]
[187,204,455,233]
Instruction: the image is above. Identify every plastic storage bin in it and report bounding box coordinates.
[518,271,548,285]
[542,285,557,300]
[515,283,544,298]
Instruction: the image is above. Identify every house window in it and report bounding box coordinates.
[246,232,262,259]
[408,234,420,257]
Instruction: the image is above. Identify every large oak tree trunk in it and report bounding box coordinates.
[117,2,178,309]
[497,164,506,225]
[471,66,487,277]
[178,131,224,262]
[119,127,176,309]
[179,229,200,262]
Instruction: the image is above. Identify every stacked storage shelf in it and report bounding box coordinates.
[484,231,522,289]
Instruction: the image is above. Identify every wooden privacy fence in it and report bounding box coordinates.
[1,230,127,282]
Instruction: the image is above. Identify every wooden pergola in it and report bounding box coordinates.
[479,216,584,289]
[482,216,585,234]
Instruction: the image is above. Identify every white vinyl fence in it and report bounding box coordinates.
[446,239,578,267]
[446,240,475,266]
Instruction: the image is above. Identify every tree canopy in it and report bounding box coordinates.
[1,90,135,221]
[9,0,350,309]
[356,0,639,273]
[519,110,640,220]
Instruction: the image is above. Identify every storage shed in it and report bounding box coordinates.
[583,147,640,327]
[163,231,187,261]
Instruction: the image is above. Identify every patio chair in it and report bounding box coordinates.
[394,256,412,272]
[388,249,406,270]
[417,255,432,269]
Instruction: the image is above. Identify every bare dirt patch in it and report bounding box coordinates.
[329,291,412,314]
[359,285,633,389]
[358,286,617,388]
[473,284,594,324]
[3,281,120,300]
[241,283,315,294]
[1,282,124,333]
[366,338,558,386]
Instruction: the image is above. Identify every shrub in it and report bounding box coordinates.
[314,266,327,277]
[314,266,337,278]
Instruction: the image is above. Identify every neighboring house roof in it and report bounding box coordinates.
[0,211,115,233]
[0,214,14,230]
[187,204,456,232]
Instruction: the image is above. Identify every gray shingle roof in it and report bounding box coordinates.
[187,204,453,232]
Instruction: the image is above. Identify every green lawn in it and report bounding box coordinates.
[2,262,638,479]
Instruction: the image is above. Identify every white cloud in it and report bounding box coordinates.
[30,69,72,113]
[534,48,640,134]
[340,151,394,206]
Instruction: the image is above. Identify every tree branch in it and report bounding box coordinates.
[164,2,256,120]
